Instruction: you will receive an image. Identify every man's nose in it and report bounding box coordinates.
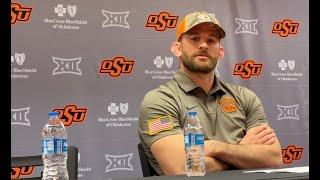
[199,40,209,50]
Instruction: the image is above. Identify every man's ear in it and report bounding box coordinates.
[171,42,182,57]
[218,46,224,60]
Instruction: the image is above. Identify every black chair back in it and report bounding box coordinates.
[137,143,159,177]
[11,146,78,180]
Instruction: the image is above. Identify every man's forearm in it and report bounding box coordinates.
[205,156,231,172]
[207,140,282,169]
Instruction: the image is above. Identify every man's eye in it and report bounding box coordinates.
[191,37,199,41]
[208,38,217,43]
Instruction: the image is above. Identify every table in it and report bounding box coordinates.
[117,167,309,180]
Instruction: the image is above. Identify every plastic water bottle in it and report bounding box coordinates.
[41,111,69,180]
[184,111,206,176]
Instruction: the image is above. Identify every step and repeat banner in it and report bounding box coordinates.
[11,0,309,179]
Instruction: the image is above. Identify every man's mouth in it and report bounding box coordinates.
[196,53,210,59]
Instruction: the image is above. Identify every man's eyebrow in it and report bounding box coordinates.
[209,34,219,38]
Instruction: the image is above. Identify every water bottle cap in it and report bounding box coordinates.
[48,111,59,117]
[188,111,197,116]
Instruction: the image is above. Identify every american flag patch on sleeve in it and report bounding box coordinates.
[147,115,173,135]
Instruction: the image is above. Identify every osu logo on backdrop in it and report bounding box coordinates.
[272,18,299,37]
[146,12,178,31]
[11,2,32,24]
[11,166,34,179]
[99,56,134,78]
[53,104,88,126]
[282,145,303,164]
[233,60,263,79]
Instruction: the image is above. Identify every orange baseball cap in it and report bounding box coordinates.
[176,11,226,41]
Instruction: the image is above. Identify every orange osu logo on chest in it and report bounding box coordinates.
[219,98,237,113]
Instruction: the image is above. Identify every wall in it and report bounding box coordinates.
[11,0,309,179]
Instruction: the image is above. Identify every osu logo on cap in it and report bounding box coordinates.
[272,18,299,37]
[11,166,34,179]
[282,144,303,164]
[53,104,88,126]
[146,12,178,31]
[11,2,32,24]
[99,56,134,78]
[219,98,237,113]
[233,60,262,79]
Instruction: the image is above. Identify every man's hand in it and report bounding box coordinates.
[204,124,282,169]
[151,133,231,175]
[240,124,276,145]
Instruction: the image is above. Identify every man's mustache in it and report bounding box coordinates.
[192,51,212,59]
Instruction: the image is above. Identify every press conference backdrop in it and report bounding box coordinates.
[11,0,309,179]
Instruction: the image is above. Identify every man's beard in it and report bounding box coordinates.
[181,48,218,74]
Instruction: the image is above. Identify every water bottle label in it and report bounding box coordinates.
[62,139,68,154]
[190,133,195,145]
[184,134,190,148]
[54,138,63,155]
[185,133,197,147]
[42,139,54,155]
[195,133,204,146]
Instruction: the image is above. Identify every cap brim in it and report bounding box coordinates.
[177,22,226,41]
